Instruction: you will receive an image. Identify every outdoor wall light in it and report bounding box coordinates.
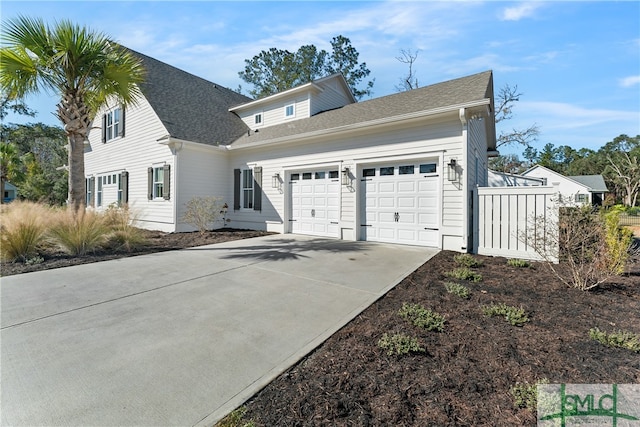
[342,168,350,186]
[272,173,281,189]
[447,159,457,182]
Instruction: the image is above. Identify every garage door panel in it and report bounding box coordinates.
[379,197,396,208]
[397,197,415,208]
[398,181,416,192]
[378,182,395,192]
[290,170,340,238]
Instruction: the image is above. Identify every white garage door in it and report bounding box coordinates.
[361,161,439,247]
[290,169,340,237]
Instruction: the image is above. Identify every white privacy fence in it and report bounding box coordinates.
[473,185,559,262]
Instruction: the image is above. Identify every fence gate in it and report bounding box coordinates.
[473,185,559,262]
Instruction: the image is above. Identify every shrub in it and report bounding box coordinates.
[398,303,445,331]
[182,196,227,233]
[601,209,634,275]
[445,267,483,282]
[482,302,529,326]
[0,201,53,262]
[454,253,483,267]
[507,258,530,268]
[444,281,471,299]
[510,378,549,410]
[215,406,255,427]
[48,209,108,256]
[377,333,425,356]
[589,327,640,353]
[103,204,148,252]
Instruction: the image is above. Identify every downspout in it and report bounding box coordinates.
[459,108,469,252]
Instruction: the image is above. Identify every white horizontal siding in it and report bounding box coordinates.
[85,95,176,231]
[237,94,311,129]
[311,79,353,115]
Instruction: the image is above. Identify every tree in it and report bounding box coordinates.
[0,142,23,203]
[239,35,374,99]
[395,49,420,92]
[602,134,640,206]
[0,95,36,121]
[0,16,145,212]
[495,84,539,149]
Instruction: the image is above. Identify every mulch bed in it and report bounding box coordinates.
[0,229,272,277]
[239,251,640,426]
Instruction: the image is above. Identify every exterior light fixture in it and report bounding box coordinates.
[272,173,280,189]
[342,168,350,186]
[447,159,457,182]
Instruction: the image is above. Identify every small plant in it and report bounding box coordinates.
[510,378,549,410]
[215,406,255,427]
[589,327,640,353]
[103,204,148,252]
[454,253,483,268]
[507,258,530,268]
[377,333,425,356]
[398,303,445,331]
[182,196,227,233]
[445,267,483,282]
[48,209,108,256]
[482,302,529,326]
[444,281,471,299]
[25,255,45,265]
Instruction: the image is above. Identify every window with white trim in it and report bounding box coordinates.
[242,169,254,209]
[254,113,262,125]
[153,167,164,199]
[575,193,588,203]
[285,104,295,118]
[97,176,103,207]
[105,107,122,141]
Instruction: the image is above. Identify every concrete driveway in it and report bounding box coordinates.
[1,234,438,426]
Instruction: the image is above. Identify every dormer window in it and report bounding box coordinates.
[254,113,262,125]
[101,106,125,143]
[285,104,295,118]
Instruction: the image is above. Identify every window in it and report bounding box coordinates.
[242,169,254,209]
[291,173,300,181]
[285,104,295,118]
[102,107,124,142]
[118,171,128,205]
[329,171,339,179]
[97,176,103,207]
[399,165,415,175]
[380,167,394,176]
[315,172,325,179]
[302,172,312,180]
[362,168,375,177]
[148,165,170,200]
[85,177,94,207]
[575,194,588,203]
[254,113,262,125]
[419,163,437,174]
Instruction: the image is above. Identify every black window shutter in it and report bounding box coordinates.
[233,169,241,211]
[89,176,95,207]
[121,171,129,204]
[163,164,170,200]
[253,166,262,211]
[119,107,125,138]
[101,114,107,143]
[147,167,153,200]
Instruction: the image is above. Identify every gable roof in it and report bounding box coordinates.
[569,175,608,192]
[229,70,494,149]
[130,49,251,146]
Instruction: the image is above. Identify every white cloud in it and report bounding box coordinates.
[520,101,639,130]
[501,3,542,21]
[620,76,640,88]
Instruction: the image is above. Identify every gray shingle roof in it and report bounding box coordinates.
[569,175,609,192]
[230,70,494,148]
[131,50,251,146]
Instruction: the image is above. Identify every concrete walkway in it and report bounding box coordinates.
[1,234,438,426]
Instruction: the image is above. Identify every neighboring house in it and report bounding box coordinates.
[3,182,17,203]
[85,49,497,252]
[487,169,545,187]
[521,165,608,206]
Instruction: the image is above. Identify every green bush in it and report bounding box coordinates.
[454,253,483,268]
[445,267,483,282]
[444,281,471,299]
[398,303,445,331]
[482,303,529,326]
[48,210,108,256]
[507,258,531,268]
[215,406,255,427]
[602,209,634,276]
[510,378,549,410]
[377,333,425,356]
[589,327,640,353]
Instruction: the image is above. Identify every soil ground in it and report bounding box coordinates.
[2,229,638,426]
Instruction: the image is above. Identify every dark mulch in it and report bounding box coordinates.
[0,228,272,277]
[240,251,640,426]
[3,230,639,426]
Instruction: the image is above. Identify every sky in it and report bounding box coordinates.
[1,1,639,158]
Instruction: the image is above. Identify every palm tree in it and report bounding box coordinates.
[0,16,145,211]
[0,142,24,204]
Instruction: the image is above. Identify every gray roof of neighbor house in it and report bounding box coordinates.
[131,50,252,146]
[230,70,494,148]
[569,175,609,192]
